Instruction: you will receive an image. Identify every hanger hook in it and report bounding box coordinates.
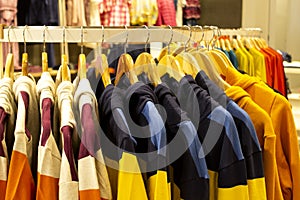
[183,25,192,51]
[43,25,47,52]
[98,25,104,55]
[167,25,173,54]
[143,25,150,52]
[203,25,212,49]
[212,26,220,49]
[205,25,215,50]
[81,26,84,54]
[101,25,105,45]
[8,25,12,53]
[216,26,221,39]
[62,26,66,55]
[23,25,28,53]
[124,25,128,54]
[194,25,204,50]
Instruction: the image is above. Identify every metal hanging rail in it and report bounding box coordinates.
[0,26,263,43]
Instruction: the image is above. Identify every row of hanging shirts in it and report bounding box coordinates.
[213,32,287,97]
[0,25,299,200]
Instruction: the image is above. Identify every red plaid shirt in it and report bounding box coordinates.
[155,0,176,26]
[183,0,201,19]
[100,0,131,26]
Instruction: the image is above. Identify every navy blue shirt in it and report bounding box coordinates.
[195,71,264,180]
[163,74,248,190]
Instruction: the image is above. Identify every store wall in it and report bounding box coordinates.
[268,0,289,51]
[285,0,300,60]
[242,0,300,60]
[199,0,242,28]
[242,0,270,41]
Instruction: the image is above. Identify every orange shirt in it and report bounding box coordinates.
[261,48,286,96]
[224,67,300,200]
[266,47,286,97]
[259,50,272,87]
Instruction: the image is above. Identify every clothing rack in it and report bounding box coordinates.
[0,26,263,44]
[220,28,263,38]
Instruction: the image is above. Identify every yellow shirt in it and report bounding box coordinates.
[241,47,255,76]
[234,48,249,73]
[248,48,267,82]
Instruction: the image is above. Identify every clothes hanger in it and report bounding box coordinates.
[175,25,200,78]
[134,25,150,76]
[236,36,245,49]
[225,36,232,51]
[21,25,28,76]
[186,26,230,90]
[157,45,177,61]
[115,25,138,85]
[210,27,234,70]
[210,27,236,68]
[4,26,14,79]
[231,37,240,50]
[171,26,196,56]
[200,26,231,89]
[190,25,212,73]
[157,25,185,82]
[78,26,86,80]
[170,27,187,56]
[61,26,70,82]
[42,25,48,72]
[245,31,258,49]
[215,39,221,49]
[243,37,253,50]
[220,38,226,51]
[250,36,260,50]
[188,25,205,52]
[96,25,111,87]
[253,37,264,49]
[134,25,161,87]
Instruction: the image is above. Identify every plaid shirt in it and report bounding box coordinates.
[183,0,201,19]
[155,0,177,26]
[100,0,131,26]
